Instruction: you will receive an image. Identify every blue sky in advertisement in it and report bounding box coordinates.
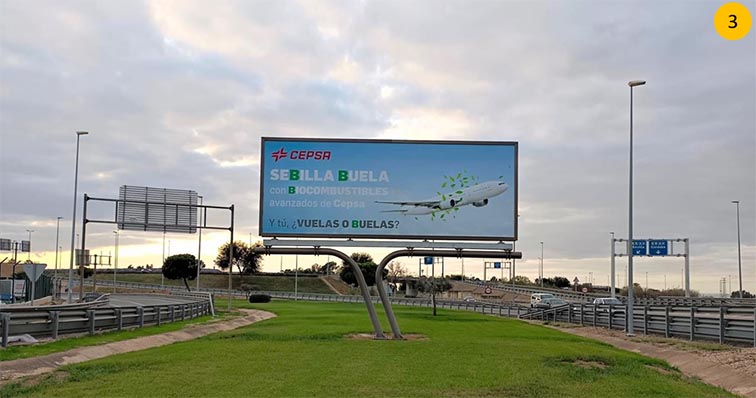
[261,140,516,239]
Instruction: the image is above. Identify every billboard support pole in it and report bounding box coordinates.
[375,249,522,339]
[254,246,386,339]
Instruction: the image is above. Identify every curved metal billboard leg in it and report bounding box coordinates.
[342,254,386,339]
[376,250,406,339]
[253,247,385,339]
[375,249,523,340]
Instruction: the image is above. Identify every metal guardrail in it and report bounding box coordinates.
[262,291,532,318]
[88,279,532,317]
[460,280,599,302]
[460,281,756,307]
[0,296,213,347]
[633,296,756,307]
[519,303,756,346]
[72,279,756,346]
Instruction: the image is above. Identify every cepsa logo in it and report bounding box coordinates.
[271,147,332,162]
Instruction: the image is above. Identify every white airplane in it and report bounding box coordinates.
[376,180,508,216]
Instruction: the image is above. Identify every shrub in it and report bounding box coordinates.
[248,294,271,303]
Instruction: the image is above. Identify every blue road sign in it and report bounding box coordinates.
[632,240,647,256]
[493,262,502,269]
[649,240,668,256]
[424,257,434,265]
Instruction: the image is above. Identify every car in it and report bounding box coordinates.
[534,297,568,309]
[592,297,625,313]
[592,297,623,306]
[463,296,476,303]
[530,293,555,308]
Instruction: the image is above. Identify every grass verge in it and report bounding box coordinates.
[0,313,232,362]
[1,300,736,398]
[112,273,335,294]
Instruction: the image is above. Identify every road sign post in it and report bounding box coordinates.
[612,238,690,297]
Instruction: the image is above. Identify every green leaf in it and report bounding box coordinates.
[456,190,463,194]
[441,182,447,188]
[499,175,503,179]
[454,207,459,211]
[457,173,462,178]
[440,213,445,219]
[450,176,455,182]
[442,195,446,200]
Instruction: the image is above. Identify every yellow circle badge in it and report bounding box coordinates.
[715,2,752,40]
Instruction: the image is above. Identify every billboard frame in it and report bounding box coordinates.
[259,137,519,241]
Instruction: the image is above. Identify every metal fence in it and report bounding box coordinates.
[83,279,532,318]
[72,279,755,346]
[263,290,532,318]
[519,303,756,346]
[460,281,756,307]
[1,295,212,347]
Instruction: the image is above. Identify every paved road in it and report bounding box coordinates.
[108,294,201,308]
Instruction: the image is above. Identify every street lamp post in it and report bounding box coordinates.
[627,79,646,336]
[54,217,62,277]
[67,131,88,303]
[26,230,34,261]
[732,200,742,298]
[113,231,119,293]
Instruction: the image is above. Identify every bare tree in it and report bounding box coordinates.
[386,261,408,282]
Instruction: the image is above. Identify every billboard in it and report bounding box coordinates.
[259,138,518,241]
[117,186,198,234]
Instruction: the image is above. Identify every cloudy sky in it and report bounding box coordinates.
[1,0,754,294]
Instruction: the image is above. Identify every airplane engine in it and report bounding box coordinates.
[472,199,489,207]
[448,199,456,208]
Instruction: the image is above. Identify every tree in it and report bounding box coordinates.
[163,253,198,291]
[731,290,754,298]
[512,275,531,285]
[386,261,407,282]
[78,266,93,279]
[416,277,453,316]
[323,261,339,275]
[215,241,262,280]
[343,252,373,266]
[339,253,386,287]
[552,276,571,289]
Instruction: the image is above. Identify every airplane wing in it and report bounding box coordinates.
[375,200,441,208]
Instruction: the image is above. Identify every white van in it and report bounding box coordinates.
[530,293,555,308]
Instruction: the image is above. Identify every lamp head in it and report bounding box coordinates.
[76,131,89,136]
[732,200,739,204]
[628,80,646,87]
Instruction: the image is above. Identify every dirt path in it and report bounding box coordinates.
[542,323,756,397]
[0,309,275,384]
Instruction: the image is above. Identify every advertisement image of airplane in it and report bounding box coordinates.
[376,180,508,216]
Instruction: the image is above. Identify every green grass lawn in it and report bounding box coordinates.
[1,300,734,398]
[111,273,335,294]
